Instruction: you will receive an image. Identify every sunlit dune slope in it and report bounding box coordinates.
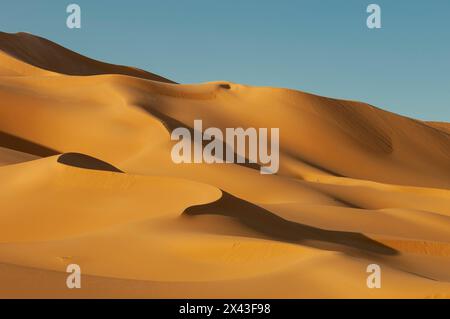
[427,121,450,134]
[0,31,174,82]
[0,32,449,298]
[0,73,448,189]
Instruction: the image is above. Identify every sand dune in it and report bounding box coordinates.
[0,32,174,82]
[427,121,450,134]
[0,32,449,298]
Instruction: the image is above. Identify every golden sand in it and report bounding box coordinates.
[0,32,449,298]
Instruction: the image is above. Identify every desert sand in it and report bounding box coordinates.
[0,31,449,298]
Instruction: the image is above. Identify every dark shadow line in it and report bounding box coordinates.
[136,104,261,171]
[0,130,59,157]
[183,191,398,256]
[57,153,123,173]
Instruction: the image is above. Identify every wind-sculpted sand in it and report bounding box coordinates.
[0,32,449,298]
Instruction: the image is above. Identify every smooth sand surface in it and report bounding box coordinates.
[0,32,449,298]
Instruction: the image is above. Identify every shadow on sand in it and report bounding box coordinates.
[57,153,123,173]
[184,191,398,256]
[0,130,58,157]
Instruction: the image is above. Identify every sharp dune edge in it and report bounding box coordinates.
[0,31,449,298]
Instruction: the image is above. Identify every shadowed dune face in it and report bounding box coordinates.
[57,153,123,173]
[0,130,59,156]
[184,192,398,256]
[0,146,38,166]
[0,32,450,298]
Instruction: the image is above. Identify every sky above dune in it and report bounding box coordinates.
[0,0,449,121]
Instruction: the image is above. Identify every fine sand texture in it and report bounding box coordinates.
[0,32,449,298]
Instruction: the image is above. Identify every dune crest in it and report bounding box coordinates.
[0,33,449,298]
[0,32,175,82]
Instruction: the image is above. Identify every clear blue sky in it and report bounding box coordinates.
[1,0,449,121]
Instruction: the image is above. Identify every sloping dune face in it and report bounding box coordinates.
[0,32,175,82]
[0,32,449,298]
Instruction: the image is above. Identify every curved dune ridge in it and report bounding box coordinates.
[0,32,449,298]
[0,31,175,82]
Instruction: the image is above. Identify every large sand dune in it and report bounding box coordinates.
[0,32,449,298]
